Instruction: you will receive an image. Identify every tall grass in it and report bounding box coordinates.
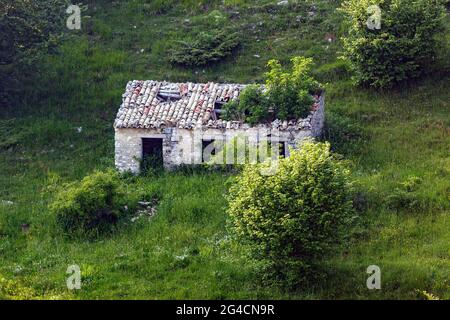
[0,0,448,299]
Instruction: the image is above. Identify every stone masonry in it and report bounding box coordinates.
[114,81,325,173]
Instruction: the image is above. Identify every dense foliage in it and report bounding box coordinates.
[340,0,445,88]
[169,29,240,66]
[0,0,69,104]
[227,141,356,284]
[221,84,269,124]
[223,57,321,124]
[49,170,131,236]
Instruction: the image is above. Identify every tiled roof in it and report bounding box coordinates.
[114,80,321,130]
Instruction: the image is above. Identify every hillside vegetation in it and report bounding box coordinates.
[0,0,449,299]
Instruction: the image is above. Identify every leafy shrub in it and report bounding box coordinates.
[265,57,322,120]
[400,176,423,192]
[222,85,270,124]
[340,0,446,88]
[169,29,240,66]
[49,170,130,236]
[0,276,37,300]
[227,141,356,285]
[386,189,422,211]
[416,290,440,300]
[386,176,426,211]
[0,274,69,299]
[223,57,322,124]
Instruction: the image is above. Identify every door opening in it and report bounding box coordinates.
[142,138,163,172]
[202,139,216,163]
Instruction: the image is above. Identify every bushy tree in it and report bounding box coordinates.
[223,57,321,124]
[340,0,445,88]
[222,85,270,124]
[49,170,130,236]
[265,56,321,120]
[227,141,356,284]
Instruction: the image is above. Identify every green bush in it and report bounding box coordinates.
[169,29,240,66]
[223,57,322,124]
[340,0,445,88]
[265,57,321,120]
[49,170,130,236]
[385,176,427,211]
[222,85,270,125]
[227,141,356,285]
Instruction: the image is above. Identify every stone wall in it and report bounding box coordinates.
[115,94,325,174]
[310,94,325,138]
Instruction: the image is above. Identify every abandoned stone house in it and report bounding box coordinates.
[114,80,325,173]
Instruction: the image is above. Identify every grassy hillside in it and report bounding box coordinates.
[0,0,449,299]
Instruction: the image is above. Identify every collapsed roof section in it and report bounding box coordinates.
[114,80,321,131]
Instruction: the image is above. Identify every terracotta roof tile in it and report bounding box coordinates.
[114,80,321,130]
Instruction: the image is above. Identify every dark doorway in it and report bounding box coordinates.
[278,142,286,158]
[202,139,216,163]
[142,138,163,172]
[265,136,286,159]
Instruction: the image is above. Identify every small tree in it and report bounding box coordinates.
[227,141,356,284]
[265,56,321,120]
[222,84,270,125]
[340,0,445,88]
[49,170,130,236]
[222,56,321,124]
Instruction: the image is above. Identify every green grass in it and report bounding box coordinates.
[0,0,449,299]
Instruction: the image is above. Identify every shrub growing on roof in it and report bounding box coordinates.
[340,0,445,88]
[222,56,322,124]
[227,141,356,285]
[222,84,270,125]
